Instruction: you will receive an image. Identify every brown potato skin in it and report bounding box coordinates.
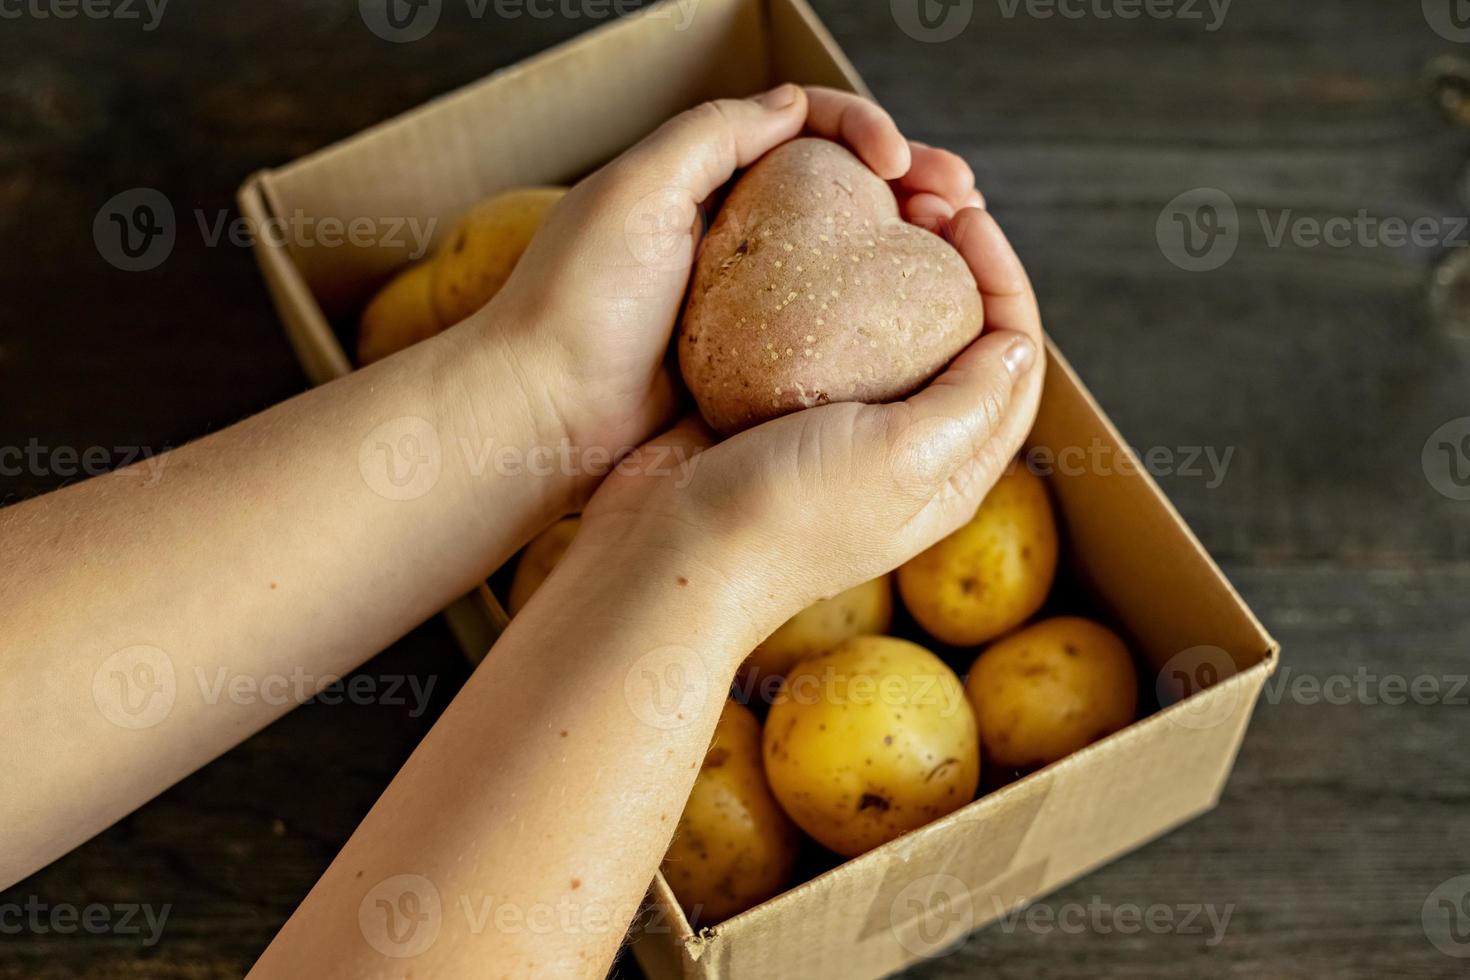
[898,462,1058,647]
[356,261,443,365]
[429,187,566,326]
[739,576,893,695]
[506,517,579,616]
[763,636,979,858]
[678,138,982,435]
[661,701,800,926]
[965,617,1139,771]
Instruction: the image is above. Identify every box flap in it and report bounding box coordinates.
[255,0,771,316]
[1031,343,1278,677]
[698,660,1273,978]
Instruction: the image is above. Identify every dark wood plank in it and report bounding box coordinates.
[1,0,1467,977]
[823,1,1470,565]
[907,562,1470,980]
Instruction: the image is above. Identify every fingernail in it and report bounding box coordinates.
[1002,336,1036,379]
[754,84,799,110]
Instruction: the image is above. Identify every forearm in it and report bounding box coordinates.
[0,312,571,888]
[249,525,765,978]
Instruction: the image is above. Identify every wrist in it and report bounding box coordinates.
[430,308,582,525]
[450,294,674,513]
[562,510,776,666]
[576,480,838,657]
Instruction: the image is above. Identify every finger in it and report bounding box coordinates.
[895,142,975,210]
[616,85,810,204]
[885,329,1037,485]
[900,191,955,233]
[620,416,716,467]
[626,367,682,452]
[803,87,911,180]
[942,208,1042,345]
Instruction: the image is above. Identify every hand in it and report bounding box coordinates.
[574,206,1045,640]
[467,84,983,504]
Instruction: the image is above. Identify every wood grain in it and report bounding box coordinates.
[1,0,1467,977]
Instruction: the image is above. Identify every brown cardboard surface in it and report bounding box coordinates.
[1032,345,1275,679]
[675,664,1272,979]
[253,0,768,318]
[237,180,345,384]
[644,349,1279,980]
[766,0,871,99]
[237,1,1278,977]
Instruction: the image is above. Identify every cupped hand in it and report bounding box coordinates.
[574,206,1046,638]
[475,84,982,500]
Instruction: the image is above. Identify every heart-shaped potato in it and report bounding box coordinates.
[678,138,983,435]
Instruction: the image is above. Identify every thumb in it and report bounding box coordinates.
[879,329,1039,497]
[606,86,808,276]
[614,85,809,205]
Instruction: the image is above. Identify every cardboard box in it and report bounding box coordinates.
[238,1,1279,976]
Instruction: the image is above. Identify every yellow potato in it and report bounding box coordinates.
[898,462,1058,647]
[507,517,579,616]
[763,636,978,858]
[661,701,800,925]
[965,616,1138,772]
[430,187,566,325]
[740,576,893,693]
[355,261,443,365]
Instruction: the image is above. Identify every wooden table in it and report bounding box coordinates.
[2,1,1467,976]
